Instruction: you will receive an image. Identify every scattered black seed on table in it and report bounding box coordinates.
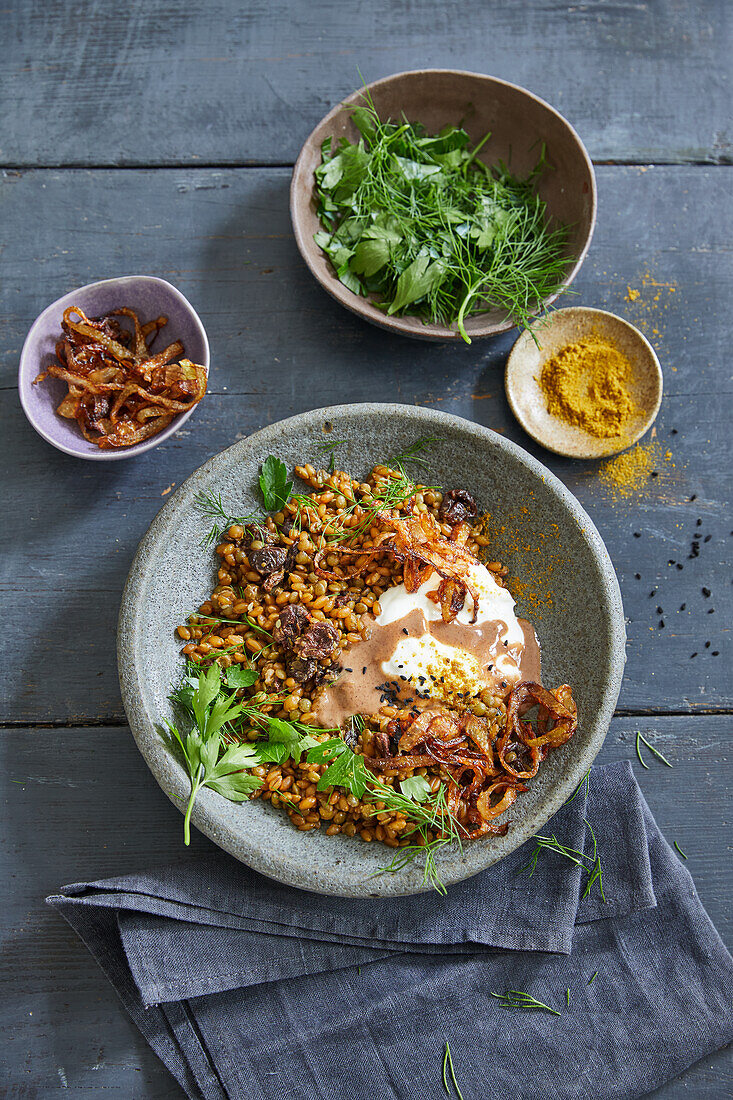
[635,573,641,580]
[649,589,657,597]
[676,563,683,570]
[712,651,720,656]
[634,532,641,538]
[658,620,665,628]
[704,534,712,542]
[690,494,697,501]
[656,606,663,614]
[702,587,711,597]
[670,428,678,435]
[708,608,715,614]
[697,519,702,527]
[690,653,697,659]
[705,641,711,649]
[680,603,686,611]
[651,471,658,478]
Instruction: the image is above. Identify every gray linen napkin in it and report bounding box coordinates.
[47,761,733,1100]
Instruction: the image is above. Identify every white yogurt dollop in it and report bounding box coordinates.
[376,561,526,691]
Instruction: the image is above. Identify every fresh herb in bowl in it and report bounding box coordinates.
[313,98,570,342]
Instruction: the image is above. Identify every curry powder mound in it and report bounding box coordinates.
[539,335,637,438]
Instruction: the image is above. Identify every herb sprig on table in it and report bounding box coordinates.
[314,98,569,341]
[520,819,606,902]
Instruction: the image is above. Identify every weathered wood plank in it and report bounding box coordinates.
[0,165,730,722]
[0,718,729,1095]
[3,0,732,168]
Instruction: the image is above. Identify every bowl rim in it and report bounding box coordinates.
[117,402,626,896]
[505,306,664,459]
[290,68,598,341]
[18,274,210,461]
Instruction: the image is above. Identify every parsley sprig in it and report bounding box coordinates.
[165,664,265,845]
[166,664,326,845]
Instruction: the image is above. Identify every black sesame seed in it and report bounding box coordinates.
[707,608,715,614]
[635,573,641,580]
[696,519,703,527]
[488,663,494,670]
[651,471,658,479]
[704,534,712,543]
[344,668,353,673]
[634,532,642,538]
[702,587,711,598]
[680,603,686,611]
[705,641,711,649]
[649,589,657,597]
[690,652,697,658]
[690,494,697,501]
[402,627,409,635]
[670,428,678,434]
[656,606,663,614]
[659,620,665,628]
[362,666,366,675]
[668,560,675,566]
[676,563,683,570]
[712,651,720,656]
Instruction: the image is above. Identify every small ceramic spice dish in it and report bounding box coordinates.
[18,275,210,461]
[505,306,663,459]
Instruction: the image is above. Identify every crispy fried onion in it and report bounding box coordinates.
[33,306,206,448]
[363,683,576,838]
[497,681,578,779]
[314,508,480,623]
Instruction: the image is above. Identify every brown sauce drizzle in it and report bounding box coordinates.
[314,606,541,729]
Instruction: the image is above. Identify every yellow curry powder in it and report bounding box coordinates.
[538,335,637,438]
[597,440,665,498]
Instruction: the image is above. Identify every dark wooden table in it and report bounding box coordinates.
[2,1,731,1095]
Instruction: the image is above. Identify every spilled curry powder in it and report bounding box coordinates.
[597,440,666,498]
[539,335,637,438]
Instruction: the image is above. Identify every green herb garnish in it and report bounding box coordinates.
[389,435,440,470]
[673,840,688,860]
[194,490,266,549]
[588,970,598,985]
[315,439,348,473]
[564,766,591,804]
[165,664,265,845]
[314,97,569,342]
[635,731,673,769]
[305,737,461,893]
[259,456,293,512]
[442,1041,464,1099]
[490,990,561,1016]
[400,774,433,802]
[520,819,606,902]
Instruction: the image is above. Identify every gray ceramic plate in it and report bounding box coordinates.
[118,404,625,896]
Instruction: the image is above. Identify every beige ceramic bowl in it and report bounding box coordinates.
[505,307,663,458]
[291,70,597,341]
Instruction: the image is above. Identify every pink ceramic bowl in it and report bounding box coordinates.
[18,276,210,461]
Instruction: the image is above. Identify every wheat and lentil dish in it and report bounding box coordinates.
[172,454,577,875]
